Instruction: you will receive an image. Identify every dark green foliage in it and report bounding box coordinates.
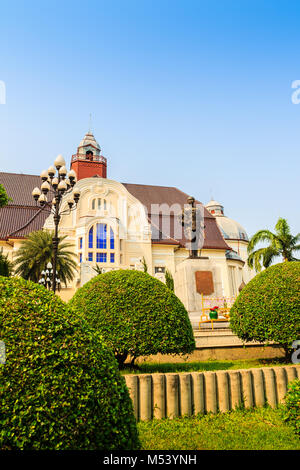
[230,262,300,359]
[165,269,174,291]
[69,270,195,367]
[142,257,148,273]
[0,249,12,277]
[283,379,300,435]
[0,184,11,208]
[13,230,78,285]
[0,277,139,450]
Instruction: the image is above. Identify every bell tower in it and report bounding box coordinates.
[70,131,107,181]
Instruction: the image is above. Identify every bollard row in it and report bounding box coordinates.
[124,365,300,421]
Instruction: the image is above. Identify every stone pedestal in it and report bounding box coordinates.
[174,257,224,324]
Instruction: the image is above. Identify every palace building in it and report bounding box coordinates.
[0,131,253,323]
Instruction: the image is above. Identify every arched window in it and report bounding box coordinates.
[86,223,115,264]
[96,223,107,249]
[89,226,93,248]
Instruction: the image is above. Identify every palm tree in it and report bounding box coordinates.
[247,218,300,271]
[13,230,78,285]
[0,249,13,277]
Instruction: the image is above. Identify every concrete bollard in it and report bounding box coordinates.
[273,367,287,403]
[179,373,192,417]
[139,375,152,421]
[285,366,297,384]
[263,368,277,408]
[204,372,217,414]
[216,371,230,412]
[228,371,242,409]
[191,373,205,415]
[166,374,179,419]
[124,375,139,420]
[152,374,166,419]
[251,369,265,407]
[240,369,254,409]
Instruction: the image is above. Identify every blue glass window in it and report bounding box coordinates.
[88,226,93,248]
[110,227,114,249]
[79,237,83,249]
[96,252,107,263]
[79,253,82,263]
[96,223,107,249]
[110,253,115,263]
[88,252,93,262]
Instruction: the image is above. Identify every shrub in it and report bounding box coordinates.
[69,270,195,367]
[165,269,174,291]
[283,379,300,435]
[0,277,139,450]
[230,262,300,360]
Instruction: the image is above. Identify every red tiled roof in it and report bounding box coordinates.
[123,183,230,250]
[0,173,230,250]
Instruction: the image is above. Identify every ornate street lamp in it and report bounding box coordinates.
[38,262,61,291]
[32,155,80,293]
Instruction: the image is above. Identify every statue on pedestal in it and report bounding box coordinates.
[181,196,205,258]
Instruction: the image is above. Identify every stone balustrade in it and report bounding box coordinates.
[124,365,300,421]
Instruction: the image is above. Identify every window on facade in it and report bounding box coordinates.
[79,237,83,250]
[97,252,107,263]
[110,227,114,249]
[91,198,108,211]
[96,223,107,249]
[87,223,115,263]
[89,226,93,248]
[155,266,165,274]
[79,253,82,263]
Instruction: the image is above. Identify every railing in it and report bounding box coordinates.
[71,154,107,164]
[199,294,237,329]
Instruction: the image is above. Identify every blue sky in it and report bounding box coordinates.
[0,0,299,238]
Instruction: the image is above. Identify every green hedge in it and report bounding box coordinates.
[0,277,139,450]
[69,270,195,367]
[230,262,300,358]
[283,379,300,435]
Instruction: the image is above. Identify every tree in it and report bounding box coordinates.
[93,264,103,275]
[165,269,174,291]
[69,269,195,368]
[0,183,11,208]
[247,218,300,271]
[13,230,77,286]
[0,277,139,450]
[0,249,12,277]
[142,256,148,273]
[230,262,300,361]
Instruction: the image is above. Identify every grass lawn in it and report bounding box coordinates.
[121,358,291,375]
[138,407,300,450]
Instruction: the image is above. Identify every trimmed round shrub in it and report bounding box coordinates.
[230,262,300,359]
[0,277,139,450]
[283,379,300,435]
[69,270,195,367]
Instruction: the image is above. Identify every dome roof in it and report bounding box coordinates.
[205,199,249,241]
[215,215,249,241]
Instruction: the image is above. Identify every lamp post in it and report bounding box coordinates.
[32,155,80,293]
[38,262,61,291]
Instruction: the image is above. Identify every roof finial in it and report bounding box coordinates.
[88,113,92,134]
